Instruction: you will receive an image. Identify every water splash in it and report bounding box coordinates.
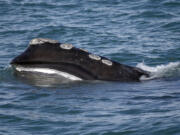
[137,62,180,80]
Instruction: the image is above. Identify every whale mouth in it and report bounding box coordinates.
[11,64,83,87]
[11,62,96,80]
[13,65,82,81]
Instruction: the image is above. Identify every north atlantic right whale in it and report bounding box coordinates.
[10,38,149,82]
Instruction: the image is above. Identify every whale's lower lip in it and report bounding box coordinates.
[12,65,82,81]
[11,61,99,81]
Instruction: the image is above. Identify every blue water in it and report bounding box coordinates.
[0,0,180,134]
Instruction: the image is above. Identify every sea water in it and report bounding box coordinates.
[0,0,180,134]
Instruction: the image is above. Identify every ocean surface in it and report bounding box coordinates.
[0,0,180,134]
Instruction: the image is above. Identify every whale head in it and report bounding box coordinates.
[11,38,150,82]
[10,38,98,80]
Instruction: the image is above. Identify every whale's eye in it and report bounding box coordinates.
[89,54,101,61]
[102,59,113,66]
[29,38,59,45]
[60,44,73,50]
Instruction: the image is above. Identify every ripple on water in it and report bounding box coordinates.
[0,0,180,134]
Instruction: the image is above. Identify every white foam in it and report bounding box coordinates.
[136,62,180,80]
[15,66,82,81]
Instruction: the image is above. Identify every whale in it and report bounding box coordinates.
[10,38,149,82]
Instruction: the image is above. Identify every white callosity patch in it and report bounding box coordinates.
[102,59,113,66]
[89,54,101,61]
[29,38,59,45]
[60,43,73,50]
[80,48,88,52]
[15,66,82,81]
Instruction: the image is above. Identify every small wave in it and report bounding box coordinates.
[136,62,180,80]
[0,65,15,82]
[163,1,180,7]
